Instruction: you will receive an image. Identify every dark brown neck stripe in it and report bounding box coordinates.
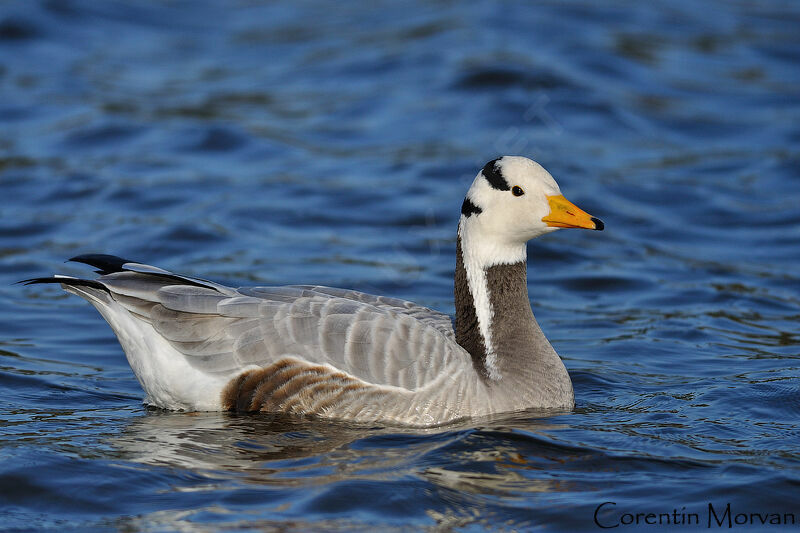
[454,234,533,381]
[454,236,490,378]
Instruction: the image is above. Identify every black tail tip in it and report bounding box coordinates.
[69,254,133,275]
[17,277,56,286]
[17,276,110,292]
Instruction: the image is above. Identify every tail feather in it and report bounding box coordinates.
[21,254,233,298]
[68,253,223,292]
[69,254,135,275]
[18,276,110,293]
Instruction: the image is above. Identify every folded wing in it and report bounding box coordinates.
[95,269,465,392]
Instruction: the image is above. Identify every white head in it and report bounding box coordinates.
[459,156,602,267]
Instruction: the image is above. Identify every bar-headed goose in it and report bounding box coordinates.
[24,156,603,426]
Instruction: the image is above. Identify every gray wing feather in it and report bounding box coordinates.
[284,285,455,339]
[95,272,466,390]
[100,272,174,301]
[157,285,227,314]
[217,296,263,317]
[151,306,236,342]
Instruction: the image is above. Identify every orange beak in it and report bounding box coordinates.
[541,194,604,230]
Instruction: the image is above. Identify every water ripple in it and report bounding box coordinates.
[2,0,799,530]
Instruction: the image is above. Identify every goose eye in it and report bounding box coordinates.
[512,186,524,197]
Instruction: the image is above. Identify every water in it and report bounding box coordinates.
[2,0,799,530]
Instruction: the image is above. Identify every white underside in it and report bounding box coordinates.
[70,287,228,410]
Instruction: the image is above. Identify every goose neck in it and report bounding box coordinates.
[454,221,536,380]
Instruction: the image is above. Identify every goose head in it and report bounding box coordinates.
[459,156,603,265]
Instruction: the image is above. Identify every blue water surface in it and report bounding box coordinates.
[2,1,799,531]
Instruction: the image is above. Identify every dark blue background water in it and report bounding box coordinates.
[2,1,799,530]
